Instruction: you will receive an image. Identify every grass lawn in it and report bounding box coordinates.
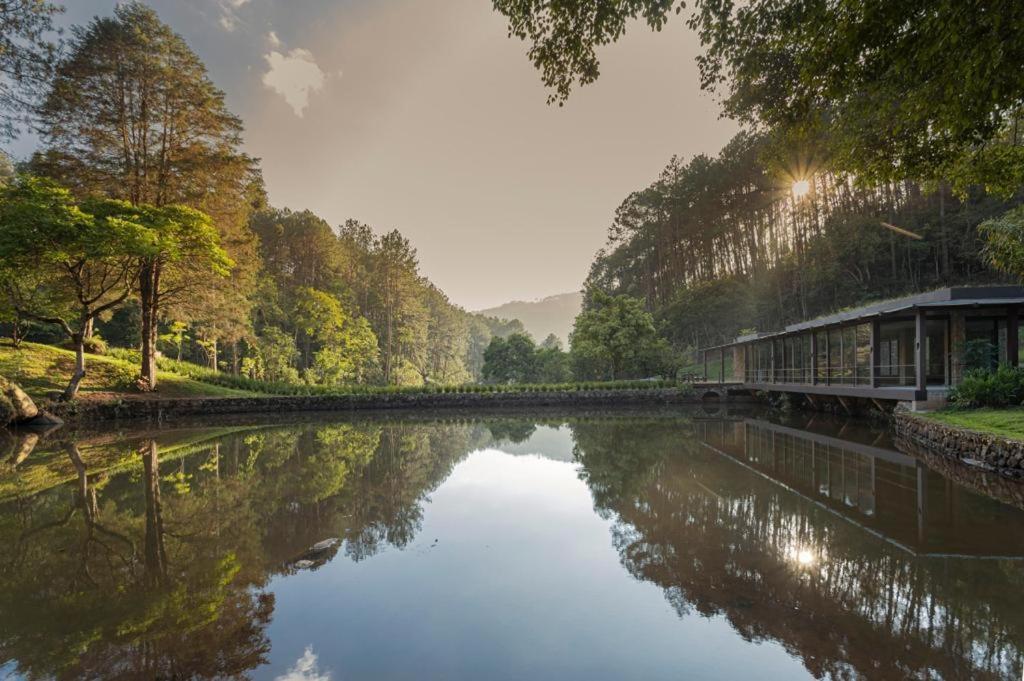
[923,407,1024,442]
[0,341,260,401]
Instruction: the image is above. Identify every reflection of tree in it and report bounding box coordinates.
[485,419,537,444]
[341,423,488,560]
[0,438,274,679]
[0,416,491,678]
[572,418,1024,680]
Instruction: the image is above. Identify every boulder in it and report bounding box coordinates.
[0,375,39,426]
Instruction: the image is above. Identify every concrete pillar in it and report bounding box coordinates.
[719,347,725,383]
[703,349,708,382]
[1009,307,1019,368]
[949,310,966,384]
[824,331,831,386]
[810,332,818,385]
[915,309,927,397]
[870,319,881,388]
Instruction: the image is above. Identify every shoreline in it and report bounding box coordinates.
[894,410,1024,479]
[44,387,743,425]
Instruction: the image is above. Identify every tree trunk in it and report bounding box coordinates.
[11,312,22,348]
[61,332,87,401]
[142,440,168,587]
[139,260,160,390]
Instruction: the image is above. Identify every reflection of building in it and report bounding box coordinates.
[702,287,1024,407]
[695,415,1024,558]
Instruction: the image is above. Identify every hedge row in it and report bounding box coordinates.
[106,348,691,397]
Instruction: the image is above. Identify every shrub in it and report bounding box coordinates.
[950,365,1024,408]
[63,335,108,355]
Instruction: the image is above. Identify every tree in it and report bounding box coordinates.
[569,290,665,380]
[159,320,189,362]
[533,344,572,383]
[980,207,1024,282]
[482,333,537,384]
[33,2,252,388]
[494,0,1024,190]
[368,231,425,384]
[92,201,233,389]
[0,0,62,140]
[293,287,378,386]
[245,326,300,383]
[0,178,142,399]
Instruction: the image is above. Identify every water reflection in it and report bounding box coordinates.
[0,411,1021,680]
[575,415,1024,680]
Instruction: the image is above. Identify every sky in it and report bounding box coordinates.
[14,0,738,311]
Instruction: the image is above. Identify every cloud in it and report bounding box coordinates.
[267,31,281,48]
[217,0,251,31]
[262,47,327,117]
[275,647,331,681]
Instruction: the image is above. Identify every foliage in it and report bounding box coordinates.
[494,0,1024,190]
[584,130,1014,350]
[32,2,252,390]
[950,366,1024,409]
[980,207,1024,283]
[0,343,255,400]
[482,333,537,383]
[0,0,62,140]
[570,290,671,380]
[0,178,146,397]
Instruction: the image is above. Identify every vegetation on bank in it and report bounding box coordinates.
[922,408,1024,443]
[0,342,691,404]
[0,343,258,400]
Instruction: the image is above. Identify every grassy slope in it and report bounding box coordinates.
[0,342,259,400]
[923,408,1024,442]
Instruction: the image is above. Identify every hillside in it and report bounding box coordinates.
[478,292,583,345]
[0,342,259,401]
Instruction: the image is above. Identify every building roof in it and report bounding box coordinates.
[716,286,1024,348]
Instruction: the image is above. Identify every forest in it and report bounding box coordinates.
[0,3,561,399]
[3,0,1024,399]
[496,0,1024,361]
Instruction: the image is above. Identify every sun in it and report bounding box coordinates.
[791,179,811,199]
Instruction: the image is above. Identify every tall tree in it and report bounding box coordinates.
[369,230,425,384]
[0,0,61,140]
[91,201,233,388]
[33,2,253,388]
[570,290,664,380]
[0,178,142,399]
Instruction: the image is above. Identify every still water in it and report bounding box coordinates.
[1,408,1023,680]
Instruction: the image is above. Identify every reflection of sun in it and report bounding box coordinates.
[787,544,819,568]
[791,179,811,199]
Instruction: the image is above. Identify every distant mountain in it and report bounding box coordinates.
[477,292,583,345]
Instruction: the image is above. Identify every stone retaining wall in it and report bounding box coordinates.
[893,411,1024,479]
[48,388,725,425]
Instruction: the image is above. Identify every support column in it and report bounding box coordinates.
[824,331,831,386]
[810,332,818,385]
[703,349,708,382]
[719,347,725,384]
[870,318,881,388]
[915,309,927,398]
[1009,307,1019,368]
[770,342,776,384]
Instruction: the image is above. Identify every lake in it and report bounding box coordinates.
[1,408,1022,680]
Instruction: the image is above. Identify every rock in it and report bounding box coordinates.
[0,375,39,425]
[22,411,64,427]
[309,538,340,553]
